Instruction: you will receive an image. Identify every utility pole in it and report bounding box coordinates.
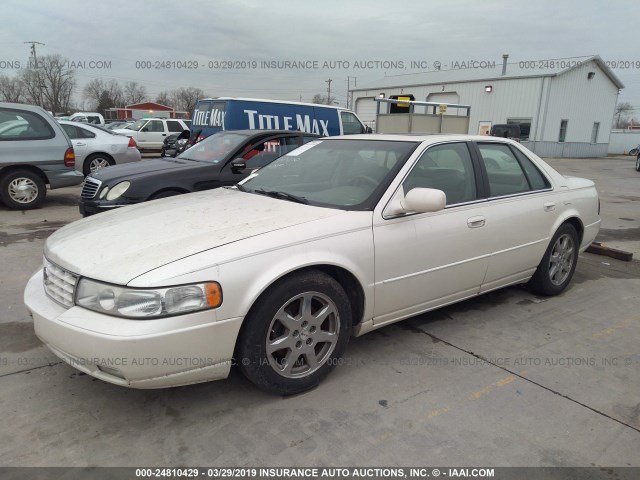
[347,76,357,109]
[24,41,45,67]
[325,78,332,105]
[24,41,46,109]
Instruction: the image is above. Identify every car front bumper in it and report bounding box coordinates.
[24,270,243,389]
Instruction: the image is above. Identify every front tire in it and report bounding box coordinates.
[0,170,46,210]
[237,270,352,395]
[528,224,579,296]
[636,156,640,172]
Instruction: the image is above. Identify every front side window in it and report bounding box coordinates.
[402,142,477,206]
[146,120,164,133]
[340,111,364,134]
[240,139,419,210]
[0,108,54,140]
[242,136,301,169]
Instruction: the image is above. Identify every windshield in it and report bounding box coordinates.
[126,119,147,131]
[239,139,419,210]
[178,131,250,163]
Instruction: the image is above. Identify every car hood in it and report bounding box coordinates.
[45,188,345,285]
[90,157,206,182]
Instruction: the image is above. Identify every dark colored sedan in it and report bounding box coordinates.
[78,130,320,216]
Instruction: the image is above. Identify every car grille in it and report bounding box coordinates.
[81,177,102,199]
[43,258,78,308]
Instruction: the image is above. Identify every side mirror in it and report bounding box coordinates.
[402,188,446,213]
[230,158,246,172]
[141,127,149,132]
[365,126,373,134]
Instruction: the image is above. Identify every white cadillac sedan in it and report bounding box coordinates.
[24,135,600,395]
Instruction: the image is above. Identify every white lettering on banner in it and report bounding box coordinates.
[244,110,258,129]
[243,111,330,134]
[296,114,311,133]
[209,109,225,127]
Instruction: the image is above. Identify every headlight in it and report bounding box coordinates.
[105,181,131,201]
[99,187,109,199]
[75,278,222,319]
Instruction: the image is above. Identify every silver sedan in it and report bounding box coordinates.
[58,120,141,176]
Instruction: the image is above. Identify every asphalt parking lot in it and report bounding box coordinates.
[1,155,639,467]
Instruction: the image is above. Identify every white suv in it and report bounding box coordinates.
[114,118,190,153]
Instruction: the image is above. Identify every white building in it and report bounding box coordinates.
[351,56,623,157]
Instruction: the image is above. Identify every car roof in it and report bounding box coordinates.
[326,133,521,145]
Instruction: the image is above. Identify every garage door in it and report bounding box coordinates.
[355,97,377,127]
[426,92,461,115]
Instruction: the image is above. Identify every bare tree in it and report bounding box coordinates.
[311,93,336,105]
[83,79,124,112]
[124,81,147,105]
[0,74,25,103]
[614,101,634,128]
[170,87,205,113]
[18,54,75,113]
[155,90,173,107]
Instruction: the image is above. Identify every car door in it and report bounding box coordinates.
[372,141,492,325]
[471,141,556,292]
[136,120,166,150]
[60,124,91,172]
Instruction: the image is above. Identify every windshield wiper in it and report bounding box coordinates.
[252,188,308,204]
[229,184,247,192]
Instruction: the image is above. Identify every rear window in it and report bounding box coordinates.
[0,108,55,140]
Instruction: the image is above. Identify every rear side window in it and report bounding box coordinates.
[167,120,185,132]
[477,143,540,197]
[0,108,55,141]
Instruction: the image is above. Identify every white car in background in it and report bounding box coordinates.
[58,120,141,176]
[24,135,600,394]
[114,118,190,153]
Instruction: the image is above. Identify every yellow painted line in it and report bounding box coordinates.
[468,375,517,400]
[426,406,450,419]
[591,318,635,339]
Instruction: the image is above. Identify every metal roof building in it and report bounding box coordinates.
[351,56,624,157]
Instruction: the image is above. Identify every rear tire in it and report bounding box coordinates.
[528,224,579,296]
[0,170,46,210]
[636,156,640,172]
[237,270,352,395]
[84,154,114,176]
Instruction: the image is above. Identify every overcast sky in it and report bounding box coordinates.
[1,0,639,113]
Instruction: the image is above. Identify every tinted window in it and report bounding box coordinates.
[167,120,185,132]
[61,124,81,139]
[76,126,96,139]
[0,108,55,140]
[179,131,250,164]
[242,136,301,169]
[478,143,530,197]
[146,120,164,133]
[511,147,550,191]
[340,111,364,134]
[402,142,477,205]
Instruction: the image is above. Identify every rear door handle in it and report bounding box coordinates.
[74,141,86,146]
[467,216,486,228]
[543,202,556,212]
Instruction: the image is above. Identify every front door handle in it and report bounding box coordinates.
[543,202,556,212]
[467,216,486,228]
